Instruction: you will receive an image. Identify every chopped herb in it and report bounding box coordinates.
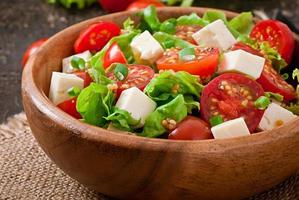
[209,115,223,127]
[179,47,195,61]
[67,86,82,97]
[114,63,128,81]
[282,73,289,80]
[254,96,271,110]
[264,92,284,102]
[71,56,85,70]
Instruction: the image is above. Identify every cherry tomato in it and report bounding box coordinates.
[103,43,127,69]
[107,64,155,96]
[22,38,48,68]
[126,0,164,11]
[200,73,265,132]
[257,61,296,101]
[168,116,213,140]
[99,0,135,13]
[232,42,297,101]
[175,25,201,44]
[156,47,220,77]
[74,22,121,54]
[250,20,295,64]
[57,97,81,119]
[73,71,93,88]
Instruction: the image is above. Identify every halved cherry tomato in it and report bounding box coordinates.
[126,0,164,11]
[175,25,201,44]
[22,38,48,68]
[250,20,295,64]
[232,42,297,101]
[200,73,265,132]
[257,61,296,101]
[99,0,135,13]
[73,71,93,88]
[103,43,127,69]
[57,97,81,119]
[107,64,155,96]
[156,47,219,77]
[74,22,121,54]
[168,116,213,140]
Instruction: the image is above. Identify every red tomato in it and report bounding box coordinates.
[200,73,265,132]
[22,38,48,68]
[175,25,201,44]
[250,20,295,63]
[57,97,81,119]
[107,64,155,96]
[74,22,121,53]
[73,71,93,88]
[168,116,213,140]
[103,43,127,69]
[257,61,296,101]
[156,47,219,77]
[126,0,164,11]
[232,42,297,101]
[99,0,135,13]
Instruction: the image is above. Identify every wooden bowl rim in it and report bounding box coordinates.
[22,7,299,151]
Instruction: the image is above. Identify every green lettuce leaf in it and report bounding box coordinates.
[176,13,208,26]
[140,94,188,138]
[162,0,194,6]
[284,103,299,115]
[153,32,194,49]
[144,70,203,105]
[160,18,177,34]
[264,92,284,102]
[90,31,139,77]
[228,12,253,35]
[48,0,96,9]
[105,107,140,132]
[76,83,115,126]
[140,5,161,32]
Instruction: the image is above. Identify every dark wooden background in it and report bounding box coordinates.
[1,0,299,123]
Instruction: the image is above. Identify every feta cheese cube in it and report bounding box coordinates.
[62,50,91,73]
[219,49,265,79]
[192,19,236,51]
[49,72,84,105]
[116,87,157,126]
[211,117,250,139]
[130,31,164,64]
[258,103,297,131]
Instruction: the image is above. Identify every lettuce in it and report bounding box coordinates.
[144,70,203,106]
[105,108,140,132]
[48,0,96,9]
[76,83,115,126]
[140,95,188,138]
[176,13,208,26]
[284,103,299,115]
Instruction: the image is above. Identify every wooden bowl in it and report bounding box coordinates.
[22,7,299,200]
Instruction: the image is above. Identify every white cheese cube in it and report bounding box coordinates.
[211,117,250,139]
[49,72,84,105]
[130,31,164,64]
[258,103,297,131]
[116,87,157,126]
[192,19,236,51]
[219,49,265,79]
[62,50,91,73]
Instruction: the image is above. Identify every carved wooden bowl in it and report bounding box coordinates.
[22,7,299,200]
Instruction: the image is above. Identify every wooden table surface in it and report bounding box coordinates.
[1,0,299,123]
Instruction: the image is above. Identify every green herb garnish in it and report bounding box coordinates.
[209,115,223,127]
[254,96,271,110]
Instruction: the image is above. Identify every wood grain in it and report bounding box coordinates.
[22,7,299,200]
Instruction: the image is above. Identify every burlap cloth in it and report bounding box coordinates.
[0,113,298,200]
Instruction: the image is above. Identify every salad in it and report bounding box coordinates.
[49,6,299,140]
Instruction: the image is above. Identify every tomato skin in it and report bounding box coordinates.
[103,43,127,69]
[57,97,81,119]
[126,0,164,11]
[232,42,297,101]
[168,116,213,140]
[74,22,121,54]
[200,73,265,132]
[73,71,93,88]
[250,20,295,64]
[99,0,135,13]
[107,64,155,97]
[256,62,297,101]
[156,47,220,77]
[22,38,48,68]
